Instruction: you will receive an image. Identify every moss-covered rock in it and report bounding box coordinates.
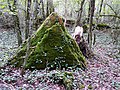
[48,70,74,90]
[8,12,86,70]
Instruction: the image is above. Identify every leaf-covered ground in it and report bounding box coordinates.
[0,29,120,90]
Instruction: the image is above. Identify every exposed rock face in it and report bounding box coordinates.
[8,12,86,70]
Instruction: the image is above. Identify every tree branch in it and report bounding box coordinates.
[106,4,117,15]
[100,14,120,19]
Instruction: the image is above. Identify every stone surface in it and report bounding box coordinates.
[8,12,86,70]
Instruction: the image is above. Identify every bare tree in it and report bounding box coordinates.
[21,35,31,76]
[99,0,104,15]
[87,2,91,24]
[21,0,32,75]
[33,0,39,30]
[7,0,22,46]
[46,0,54,17]
[88,0,95,49]
[25,0,31,39]
[41,0,45,19]
[76,0,85,26]
[72,0,85,32]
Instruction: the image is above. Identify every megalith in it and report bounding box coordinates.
[8,12,86,70]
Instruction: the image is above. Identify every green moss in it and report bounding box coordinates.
[8,12,86,70]
[83,24,89,33]
[48,70,74,90]
[63,71,74,90]
[27,24,85,69]
[79,84,85,89]
[88,84,93,89]
[10,57,24,67]
[97,23,111,30]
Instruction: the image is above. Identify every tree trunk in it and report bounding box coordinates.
[46,0,54,17]
[72,0,85,32]
[46,0,49,17]
[25,0,31,39]
[14,0,22,46]
[49,0,54,14]
[33,0,39,31]
[87,3,91,24]
[102,3,106,22]
[64,0,67,26]
[76,0,85,26]
[15,15,22,46]
[7,0,22,46]
[99,0,104,15]
[21,0,31,75]
[21,35,31,76]
[41,0,45,19]
[64,0,67,17]
[88,0,95,49]
[97,0,104,23]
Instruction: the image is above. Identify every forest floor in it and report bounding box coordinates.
[0,28,120,90]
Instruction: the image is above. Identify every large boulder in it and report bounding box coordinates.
[8,12,86,70]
